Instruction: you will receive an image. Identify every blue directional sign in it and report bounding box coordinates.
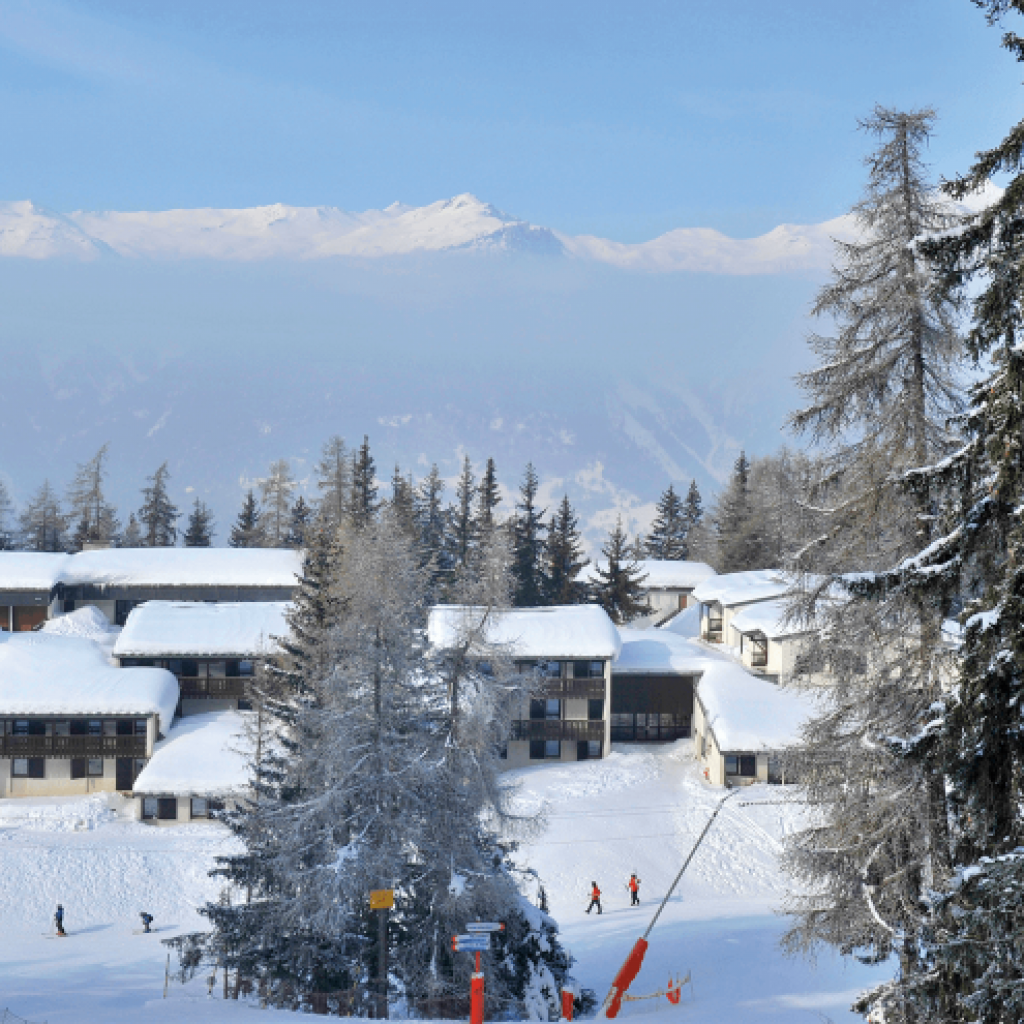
[454,934,490,952]
[465,922,504,933]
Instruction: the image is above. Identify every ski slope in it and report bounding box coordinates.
[0,744,884,1022]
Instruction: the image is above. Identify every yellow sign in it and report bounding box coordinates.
[369,888,395,910]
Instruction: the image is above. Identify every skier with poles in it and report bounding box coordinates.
[139,911,155,934]
[586,881,603,915]
[627,873,641,906]
[54,903,66,937]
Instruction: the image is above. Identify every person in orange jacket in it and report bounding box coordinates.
[586,881,602,915]
[627,873,641,906]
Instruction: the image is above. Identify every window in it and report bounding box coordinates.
[206,661,227,679]
[181,660,199,678]
[529,739,561,759]
[238,660,255,677]
[87,720,102,737]
[71,758,86,780]
[142,797,158,819]
[544,740,561,759]
[70,720,88,736]
[102,720,117,737]
[158,798,177,820]
[116,719,133,736]
[588,699,604,722]
[190,797,209,819]
[577,739,602,760]
[573,661,604,679]
[529,740,546,760]
[12,758,44,779]
[134,720,148,737]
[724,754,756,777]
[87,758,104,777]
[538,661,562,678]
[12,720,29,736]
[55,720,70,737]
[529,699,561,721]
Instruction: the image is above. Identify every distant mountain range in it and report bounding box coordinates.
[0,193,861,274]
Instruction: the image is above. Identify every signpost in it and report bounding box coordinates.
[452,923,504,1024]
[370,889,395,1018]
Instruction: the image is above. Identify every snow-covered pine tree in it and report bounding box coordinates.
[646,484,689,560]
[592,518,649,624]
[415,463,457,594]
[477,457,501,536]
[348,436,379,530]
[18,481,67,552]
[315,436,349,529]
[66,445,120,549]
[0,479,14,550]
[138,462,179,547]
[260,460,296,547]
[230,491,265,548]
[388,465,416,537]
[714,451,768,572]
[780,107,966,1017]
[284,496,313,549]
[684,480,703,532]
[543,495,590,605]
[184,499,215,547]
[512,463,547,607]
[453,454,478,570]
[120,513,143,547]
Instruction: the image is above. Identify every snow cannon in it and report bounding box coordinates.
[596,937,649,1019]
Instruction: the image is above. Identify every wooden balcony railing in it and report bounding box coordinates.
[0,735,147,757]
[510,720,605,742]
[177,677,249,700]
[537,679,606,699]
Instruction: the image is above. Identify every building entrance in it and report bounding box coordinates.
[610,674,694,742]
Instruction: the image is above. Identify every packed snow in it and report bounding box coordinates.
[56,549,302,589]
[613,628,728,675]
[697,662,816,751]
[133,712,251,798]
[581,560,716,590]
[116,601,290,659]
[41,606,121,659]
[0,741,883,1023]
[0,634,179,733]
[691,570,792,608]
[428,605,622,659]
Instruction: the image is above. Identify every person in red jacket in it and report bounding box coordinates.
[627,873,641,906]
[586,881,602,915]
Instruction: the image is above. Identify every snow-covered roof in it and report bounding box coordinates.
[0,633,178,733]
[42,605,119,642]
[0,552,68,591]
[614,628,730,676]
[659,604,701,638]
[692,570,791,608]
[582,560,717,591]
[57,549,302,589]
[730,598,811,640]
[114,601,290,658]
[132,711,251,798]
[697,662,817,751]
[427,605,622,660]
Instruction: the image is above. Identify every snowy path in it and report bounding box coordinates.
[0,746,886,1022]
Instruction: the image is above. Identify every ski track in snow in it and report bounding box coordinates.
[0,744,884,1023]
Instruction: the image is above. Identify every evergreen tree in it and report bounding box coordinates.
[120,513,143,547]
[388,465,416,537]
[18,481,66,552]
[284,495,313,549]
[415,463,456,592]
[592,517,650,624]
[780,107,967,1020]
[714,452,767,572]
[0,479,14,550]
[183,499,215,547]
[512,463,547,607]
[684,480,703,533]
[477,456,501,535]
[138,462,179,547]
[543,495,590,605]
[230,490,265,548]
[260,459,296,547]
[315,435,349,529]
[453,455,478,569]
[646,484,689,560]
[348,435,379,529]
[66,444,119,549]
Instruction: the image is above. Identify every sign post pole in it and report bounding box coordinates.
[369,889,395,1019]
[470,951,484,1024]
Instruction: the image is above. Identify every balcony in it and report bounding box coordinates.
[178,677,249,700]
[536,678,606,700]
[0,735,147,757]
[510,720,605,742]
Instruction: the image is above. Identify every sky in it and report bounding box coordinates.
[0,0,1021,240]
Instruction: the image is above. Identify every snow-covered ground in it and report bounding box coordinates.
[0,744,884,1022]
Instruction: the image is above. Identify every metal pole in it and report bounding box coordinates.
[379,907,389,1019]
[642,789,738,940]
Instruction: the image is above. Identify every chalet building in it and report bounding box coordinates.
[583,560,717,626]
[114,601,289,714]
[133,711,249,825]
[692,660,813,786]
[0,553,67,632]
[728,598,813,684]
[427,605,621,767]
[692,570,791,646]
[0,633,178,797]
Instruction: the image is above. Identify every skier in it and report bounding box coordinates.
[54,903,66,937]
[627,873,641,906]
[586,881,602,915]
[139,911,154,934]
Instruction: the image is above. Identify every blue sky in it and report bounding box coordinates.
[0,0,1020,240]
